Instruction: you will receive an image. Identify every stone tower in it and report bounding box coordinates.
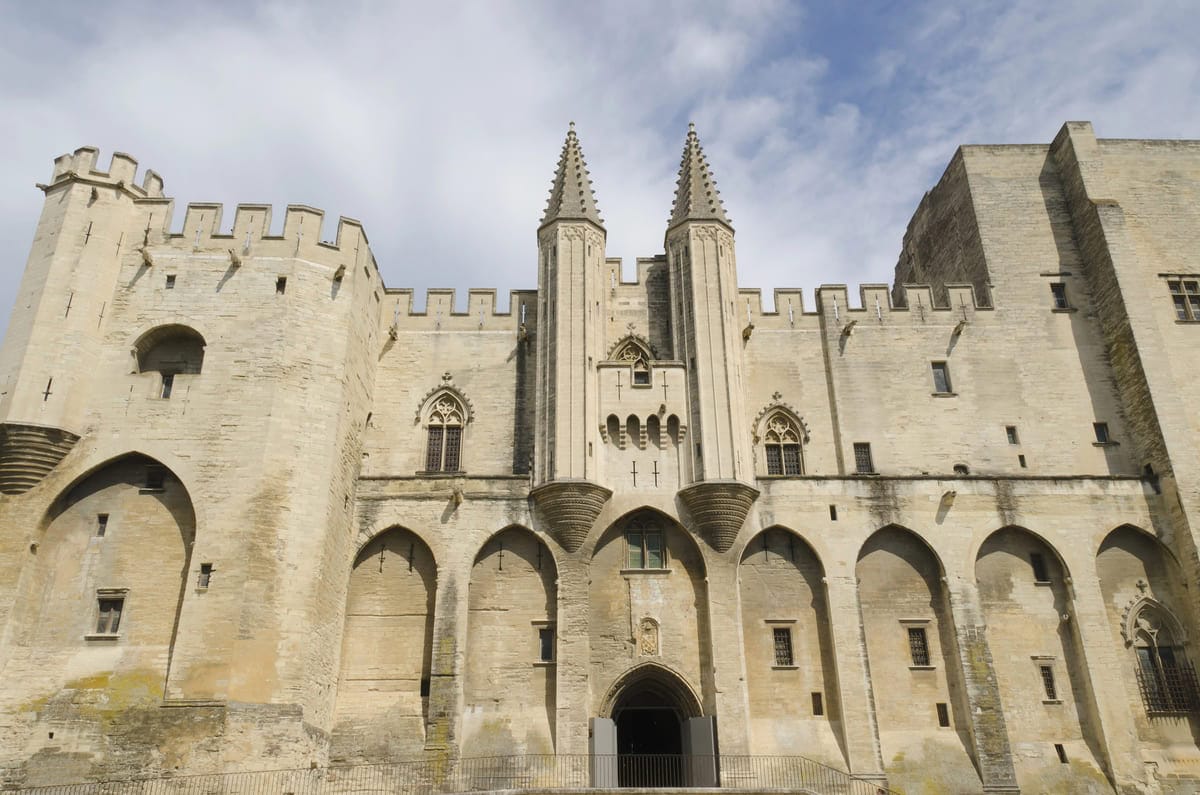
[531,123,612,552]
[665,125,757,552]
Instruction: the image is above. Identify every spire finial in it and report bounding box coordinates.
[667,124,732,233]
[540,123,604,229]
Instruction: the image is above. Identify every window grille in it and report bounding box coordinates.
[1040,665,1057,700]
[936,702,950,727]
[1168,278,1200,321]
[908,627,930,666]
[854,443,874,474]
[1136,647,1200,714]
[425,426,444,471]
[773,627,794,667]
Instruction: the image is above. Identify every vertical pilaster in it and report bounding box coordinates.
[554,555,592,755]
[702,555,751,753]
[425,569,468,754]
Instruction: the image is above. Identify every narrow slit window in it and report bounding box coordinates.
[936,702,950,727]
[1055,743,1068,764]
[160,372,175,399]
[197,563,213,589]
[829,505,838,521]
[811,692,824,716]
[931,361,952,393]
[1040,665,1058,700]
[1094,422,1111,444]
[96,514,109,537]
[165,274,176,289]
[773,627,794,667]
[420,677,431,697]
[1019,454,1027,468]
[1006,425,1019,445]
[539,627,555,662]
[1030,553,1050,583]
[275,276,287,294]
[908,627,930,666]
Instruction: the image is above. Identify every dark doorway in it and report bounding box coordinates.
[614,686,683,786]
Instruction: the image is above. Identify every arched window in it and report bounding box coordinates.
[424,395,465,473]
[612,339,652,386]
[134,325,205,399]
[763,412,803,476]
[1130,604,1200,714]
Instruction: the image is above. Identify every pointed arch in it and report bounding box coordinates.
[464,525,558,754]
[599,660,704,719]
[416,378,472,473]
[333,526,437,760]
[607,334,655,362]
[754,405,809,476]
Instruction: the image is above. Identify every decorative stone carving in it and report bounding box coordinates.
[530,478,612,553]
[639,617,660,656]
[414,373,474,425]
[1121,589,1188,648]
[677,479,760,553]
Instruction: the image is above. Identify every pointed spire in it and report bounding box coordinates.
[540,121,604,230]
[668,122,732,232]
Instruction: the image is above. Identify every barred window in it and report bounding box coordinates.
[908,627,930,666]
[763,412,804,475]
[1168,278,1200,321]
[773,627,794,667]
[1132,607,1200,714]
[424,395,465,472]
[854,442,875,474]
[1040,665,1057,700]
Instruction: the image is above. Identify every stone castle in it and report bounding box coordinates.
[0,120,1198,794]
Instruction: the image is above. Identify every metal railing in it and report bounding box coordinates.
[5,754,896,794]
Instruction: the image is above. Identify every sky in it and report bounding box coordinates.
[0,0,1197,326]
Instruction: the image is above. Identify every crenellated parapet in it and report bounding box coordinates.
[43,146,164,198]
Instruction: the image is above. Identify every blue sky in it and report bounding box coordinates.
[0,0,1196,327]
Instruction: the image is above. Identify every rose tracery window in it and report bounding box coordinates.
[763,412,804,476]
[425,395,465,472]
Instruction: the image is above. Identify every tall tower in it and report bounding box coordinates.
[0,148,163,494]
[666,124,758,552]
[530,124,612,552]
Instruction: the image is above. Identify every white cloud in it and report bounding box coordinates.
[0,0,1195,337]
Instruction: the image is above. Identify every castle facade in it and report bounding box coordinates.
[0,121,1199,794]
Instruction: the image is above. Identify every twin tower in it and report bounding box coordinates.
[531,123,757,555]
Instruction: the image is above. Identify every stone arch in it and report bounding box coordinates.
[132,324,206,374]
[332,526,437,761]
[646,414,662,448]
[17,453,195,710]
[738,526,844,766]
[856,524,979,793]
[599,660,704,719]
[608,335,655,362]
[975,525,1106,789]
[1096,524,1200,749]
[590,508,711,718]
[463,525,558,754]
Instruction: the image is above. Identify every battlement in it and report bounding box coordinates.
[736,282,991,331]
[46,146,164,198]
[384,288,538,328]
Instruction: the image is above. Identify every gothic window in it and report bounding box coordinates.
[424,394,466,473]
[1130,605,1200,714]
[625,516,665,569]
[761,410,804,476]
[613,339,652,386]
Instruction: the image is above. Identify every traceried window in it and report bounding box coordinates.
[425,395,466,472]
[625,516,665,569]
[1168,278,1200,321]
[763,412,804,476]
[613,339,653,386]
[1130,605,1200,714]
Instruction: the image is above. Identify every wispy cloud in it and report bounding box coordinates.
[0,0,1194,328]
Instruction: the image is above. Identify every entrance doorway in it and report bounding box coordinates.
[615,686,683,786]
